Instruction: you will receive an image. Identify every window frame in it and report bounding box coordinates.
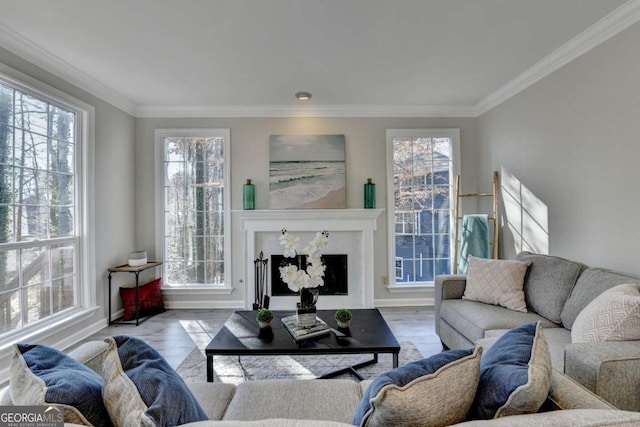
[385,128,460,291]
[154,129,232,293]
[0,62,96,349]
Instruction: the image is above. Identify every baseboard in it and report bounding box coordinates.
[374,297,434,307]
[164,300,245,309]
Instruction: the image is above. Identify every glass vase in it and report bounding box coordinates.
[364,178,376,209]
[243,179,255,210]
[297,288,319,328]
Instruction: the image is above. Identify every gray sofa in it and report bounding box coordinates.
[2,337,640,426]
[435,251,640,412]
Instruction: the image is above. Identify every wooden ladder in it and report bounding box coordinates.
[452,171,499,273]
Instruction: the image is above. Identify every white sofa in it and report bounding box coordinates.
[2,339,640,426]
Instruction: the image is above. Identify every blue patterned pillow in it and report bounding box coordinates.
[472,322,552,419]
[353,346,482,427]
[10,343,113,427]
[101,335,208,427]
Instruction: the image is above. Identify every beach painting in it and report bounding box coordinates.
[269,135,346,209]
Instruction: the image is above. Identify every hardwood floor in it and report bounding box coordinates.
[75,307,444,370]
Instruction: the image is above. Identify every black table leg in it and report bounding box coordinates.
[108,272,113,325]
[318,353,380,382]
[207,355,214,382]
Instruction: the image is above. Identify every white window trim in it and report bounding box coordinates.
[385,129,460,291]
[154,128,232,291]
[0,62,97,350]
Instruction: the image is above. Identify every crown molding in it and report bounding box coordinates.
[0,23,137,116]
[1,0,639,119]
[135,104,477,118]
[475,0,640,116]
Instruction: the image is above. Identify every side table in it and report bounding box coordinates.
[108,261,163,326]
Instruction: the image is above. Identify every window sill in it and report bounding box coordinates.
[386,283,435,293]
[0,306,100,359]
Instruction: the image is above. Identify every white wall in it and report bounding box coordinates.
[477,22,640,274]
[135,117,478,306]
[0,47,137,346]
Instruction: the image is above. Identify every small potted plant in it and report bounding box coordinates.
[256,309,274,328]
[335,308,352,328]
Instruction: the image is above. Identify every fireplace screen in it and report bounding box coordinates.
[270,254,348,296]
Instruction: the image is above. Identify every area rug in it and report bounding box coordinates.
[177,341,424,384]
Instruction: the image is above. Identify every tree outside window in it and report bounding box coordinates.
[387,129,459,285]
[160,132,229,287]
[0,82,77,335]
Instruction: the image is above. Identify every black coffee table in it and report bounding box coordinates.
[205,309,401,382]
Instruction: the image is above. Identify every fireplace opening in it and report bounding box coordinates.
[270,254,348,296]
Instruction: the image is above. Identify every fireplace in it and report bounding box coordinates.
[271,254,348,296]
[237,209,382,309]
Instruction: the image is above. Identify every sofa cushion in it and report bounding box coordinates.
[181,421,355,427]
[354,346,482,427]
[101,335,207,427]
[66,341,110,375]
[516,251,587,324]
[561,268,640,329]
[460,409,640,426]
[441,299,559,344]
[571,283,640,343]
[10,343,112,427]
[471,322,552,419]
[187,383,237,421]
[223,379,361,423]
[463,256,531,312]
[564,341,640,411]
[538,327,571,371]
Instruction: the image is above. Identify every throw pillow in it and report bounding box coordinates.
[463,256,532,312]
[120,277,165,320]
[101,335,208,427]
[353,346,482,427]
[471,322,551,420]
[10,343,113,427]
[571,283,640,343]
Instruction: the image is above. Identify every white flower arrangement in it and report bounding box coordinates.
[278,228,329,292]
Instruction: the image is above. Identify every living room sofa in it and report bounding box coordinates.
[2,337,640,426]
[435,251,640,412]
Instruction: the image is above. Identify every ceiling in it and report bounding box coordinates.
[0,0,637,117]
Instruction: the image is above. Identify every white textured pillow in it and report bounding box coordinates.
[572,284,640,343]
[463,256,532,312]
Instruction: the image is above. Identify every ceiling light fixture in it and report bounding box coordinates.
[295,91,312,100]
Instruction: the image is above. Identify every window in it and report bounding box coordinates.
[155,129,230,288]
[0,69,92,340]
[386,129,459,287]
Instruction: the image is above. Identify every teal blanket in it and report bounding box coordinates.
[457,214,490,274]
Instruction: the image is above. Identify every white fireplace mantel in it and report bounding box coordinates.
[235,209,384,309]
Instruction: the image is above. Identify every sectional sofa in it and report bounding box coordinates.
[435,251,640,412]
[2,334,640,426]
